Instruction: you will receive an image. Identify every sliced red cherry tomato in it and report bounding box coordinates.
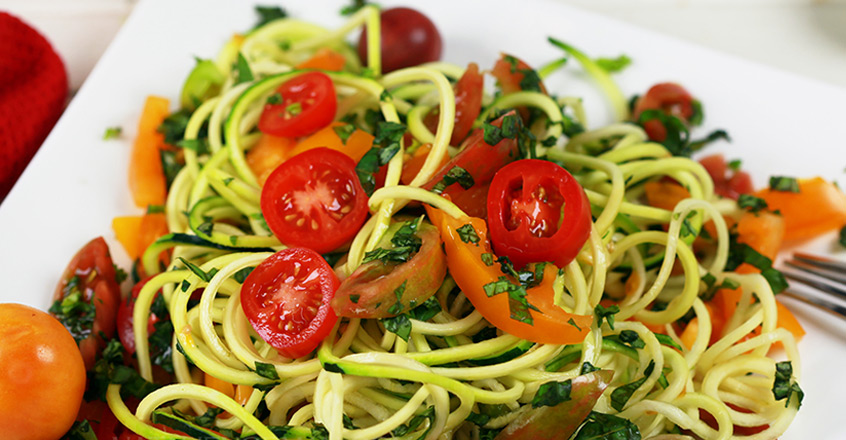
[241,247,340,358]
[51,237,122,369]
[425,207,592,344]
[633,82,696,142]
[487,159,592,269]
[331,219,446,318]
[424,62,484,146]
[699,153,753,200]
[422,112,521,218]
[491,54,547,122]
[261,147,368,254]
[116,276,161,355]
[357,7,442,73]
[257,71,336,138]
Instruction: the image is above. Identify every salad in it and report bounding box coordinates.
[3,2,846,440]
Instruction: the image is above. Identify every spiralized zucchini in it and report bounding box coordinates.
[109,6,802,440]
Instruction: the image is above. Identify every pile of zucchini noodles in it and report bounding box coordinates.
[108,5,802,440]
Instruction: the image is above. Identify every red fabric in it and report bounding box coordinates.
[0,12,68,201]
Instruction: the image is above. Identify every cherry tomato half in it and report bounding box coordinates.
[491,54,547,122]
[261,147,369,254]
[0,303,86,440]
[51,237,122,369]
[633,82,696,142]
[116,276,162,355]
[241,247,340,359]
[422,112,522,218]
[357,7,443,73]
[257,71,337,138]
[487,159,592,269]
[424,62,484,146]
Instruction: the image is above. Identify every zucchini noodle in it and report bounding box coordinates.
[110,5,803,440]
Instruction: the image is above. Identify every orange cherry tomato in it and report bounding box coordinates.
[0,303,86,440]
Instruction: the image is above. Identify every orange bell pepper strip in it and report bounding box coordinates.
[400,143,449,185]
[425,206,591,344]
[128,96,170,208]
[287,121,374,162]
[295,47,347,71]
[756,177,846,242]
[112,212,170,266]
[246,134,297,186]
[112,216,144,259]
[644,180,691,211]
[734,210,785,274]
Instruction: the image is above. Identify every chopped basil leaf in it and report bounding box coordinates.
[177,257,219,282]
[466,412,491,426]
[594,304,620,330]
[103,126,122,140]
[253,5,288,29]
[85,339,160,401]
[688,129,730,152]
[285,102,302,116]
[255,361,280,381]
[769,176,800,193]
[157,109,191,145]
[431,166,475,194]
[840,225,846,248]
[456,223,480,245]
[349,294,360,304]
[340,0,373,16]
[481,253,495,266]
[392,406,435,437]
[610,361,654,411]
[573,411,641,440]
[772,361,804,408]
[532,379,573,408]
[725,239,787,294]
[654,333,683,351]
[362,218,422,264]
[567,318,582,331]
[49,276,96,344]
[114,265,128,284]
[266,92,282,105]
[607,330,645,349]
[234,53,254,85]
[580,361,600,374]
[482,276,536,325]
[728,159,742,171]
[387,281,408,315]
[382,314,412,341]
[234,266,255,284]
[333,124,356,144]
[149,319,174,373]
[737,194,768,213]
[65,420,98,440]
[355,121,404,194]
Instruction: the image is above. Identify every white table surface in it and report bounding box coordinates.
[3,0,846,92]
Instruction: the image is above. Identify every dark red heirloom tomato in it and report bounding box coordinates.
[51,237,122,369]
[357,7,443,73]
[487,159,592,269]
[257,71,336,138]
[261,147,368,254]
[240,247,340,359]
[633,82,696,142]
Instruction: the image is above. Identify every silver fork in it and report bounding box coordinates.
[780,252,846,319]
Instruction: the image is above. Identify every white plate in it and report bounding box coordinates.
[1,0,844,437]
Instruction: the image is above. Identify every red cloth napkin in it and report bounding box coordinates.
[0,12,68,202]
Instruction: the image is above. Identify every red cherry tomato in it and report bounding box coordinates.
[490,54,547,122]
[257,72,337,138]
[51,237,122,369]
[487,159,592,269]
[76,400,121,440]
[260,147,368,254]
[357,7,443,73]
[116,276,162,355]
[241,247,340,358]
[424,62,484,146]
[699,153,753,200]
[422,112,522,218]
[633,82,696,142]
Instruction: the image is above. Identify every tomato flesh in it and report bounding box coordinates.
[487,159,591,269]
[116,276,162,355]
[357,7,442,73]
[52,236,121,369]
[261,147,368,254]
[633,82,696,142]
[241,247,340,358]
[257,72,336,138]
[699,153,753,200]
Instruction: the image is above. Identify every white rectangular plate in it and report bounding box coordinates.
[1,0,844,437]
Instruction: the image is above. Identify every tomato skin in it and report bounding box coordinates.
[116,276,162,355]
[487,159,592,269]
[52,237,122,369]
[490,54,547,122]
[332,220,446,318]
[241,248,340,358]
[0,303,86,440]
[699,154,753,200]
[257,72,337,138]
[633,82,696,142]
[424,63,484,146]
[422,112,521,218]
[425,207,592,344]
[357,7,442,73]
[261,148,369,254]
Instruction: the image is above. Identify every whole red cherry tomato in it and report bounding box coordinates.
[257,71,336,138]
[51,237,122,369]
[487,159,592,269]
[633,82,696,142]
[241,247,340,358]
[260,147,368,254]
[357,7,442,73]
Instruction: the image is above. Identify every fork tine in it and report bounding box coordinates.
[781,267,846,301]
[785,258,846,286]
[793,252,846,272]
[782,291,846,320]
